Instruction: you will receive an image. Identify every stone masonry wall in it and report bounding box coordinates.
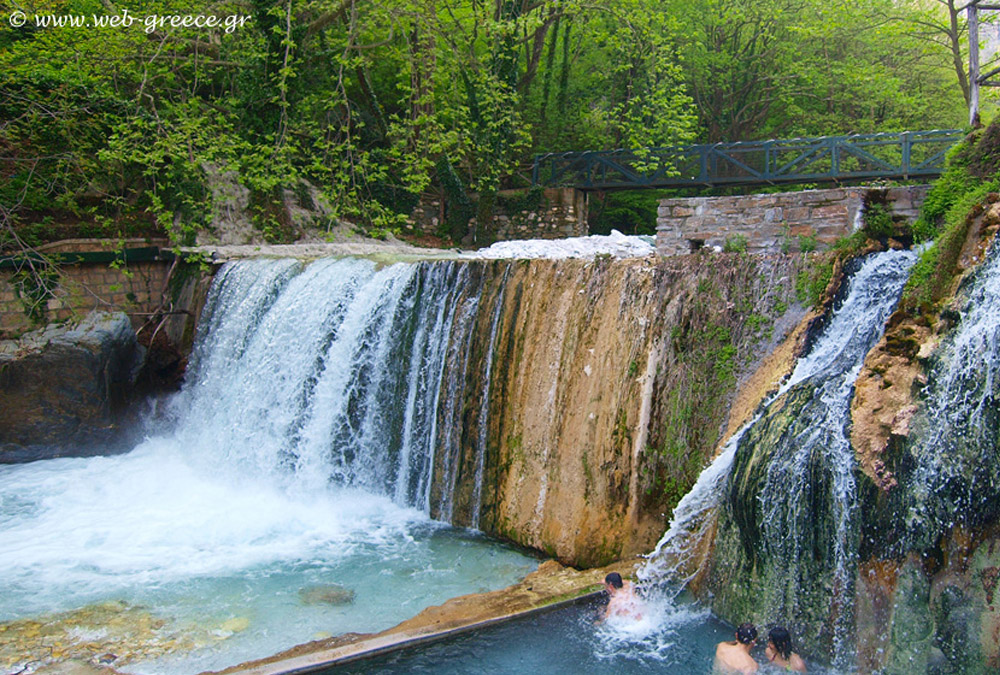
[656,185,930,256]
[1,239,174,338]
[411,187,588,242]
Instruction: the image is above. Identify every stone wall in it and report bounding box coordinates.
[410,187,588,242]
[656,185,930,256]
[1,239,175,338]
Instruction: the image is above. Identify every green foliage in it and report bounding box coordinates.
[905,119,1000,307]
[249,187,296,244]
[745,313,771,334]
[723,234,748,253]
[8,257,60,324]
[863,203,895,239]
[913,140,980,243]
[647,315,739,505]
[590,191,661,236]
[435,157,475,242]
[796,260,833,307]
[496,187,545,217]
[0,0,969,247]
[798,234,818,253]
[661,0,963,142]
[905,180,999,306]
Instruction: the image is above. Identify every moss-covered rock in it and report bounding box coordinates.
[706,382,854,657]
[881,556,937,674]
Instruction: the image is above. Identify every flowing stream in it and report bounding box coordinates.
[0,257,537,674]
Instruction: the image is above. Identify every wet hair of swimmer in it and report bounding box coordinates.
[768,626,793,660]
[736,622,758,645]
[604,572,623,589]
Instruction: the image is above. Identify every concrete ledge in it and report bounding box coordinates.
[210,559,641,675]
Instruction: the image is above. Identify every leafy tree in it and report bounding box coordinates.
[0,0,969,249]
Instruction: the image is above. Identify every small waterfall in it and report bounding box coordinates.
[905,240,1000,545]
[171,257,488,511]
[431,269,486,523]
[641,250,917,660]
[753,251,916,659]
[637,422,751,590]
[470,267,510,529]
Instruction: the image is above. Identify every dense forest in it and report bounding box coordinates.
[0,0,978,246]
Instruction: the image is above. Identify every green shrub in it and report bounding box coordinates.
[904,178,999,306]
[798,234,817,253]
[723,234,748,253]
[863,203,895,239]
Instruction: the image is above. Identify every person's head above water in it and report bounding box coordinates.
[604,572,623,589]
[736,622,758,645]
[768,626,793,659]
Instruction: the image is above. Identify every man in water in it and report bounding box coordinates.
[765,626,807,672]
[601,572,642,620]
[714,622,759,674]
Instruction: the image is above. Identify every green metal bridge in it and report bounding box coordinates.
[531,129,964,191]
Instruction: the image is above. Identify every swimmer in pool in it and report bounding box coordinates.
[601,572,643,620]
[714,622,759,674]
[765,626,806,672]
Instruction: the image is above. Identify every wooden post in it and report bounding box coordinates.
[971,2,982,127]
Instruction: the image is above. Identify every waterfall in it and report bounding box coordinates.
[905,240,1000,546]
[0,255,547,673]
[170,257,496,513]
[431,267,486,522]
[640,250,917,660]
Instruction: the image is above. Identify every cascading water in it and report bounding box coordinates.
[428,267,487,523]
[638,249,917,666]
[0,256,536,674]
[171,257,499,509]
[470,267,510,529]
[904,239,1000,547]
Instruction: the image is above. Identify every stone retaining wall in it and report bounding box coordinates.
[0,239,175,338]
[656,185,930,256]
[410,187,587,242]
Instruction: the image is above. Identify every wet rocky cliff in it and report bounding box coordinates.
[440,253,810,567]
[689,206,1000,672]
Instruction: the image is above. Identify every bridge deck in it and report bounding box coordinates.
[532,130,964,191]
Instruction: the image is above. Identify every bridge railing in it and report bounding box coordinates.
[532,129,965,190]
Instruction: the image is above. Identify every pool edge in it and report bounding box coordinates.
[210,559,642,675]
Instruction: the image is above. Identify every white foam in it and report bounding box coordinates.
[0,438,425,613]
[464,230,655,259]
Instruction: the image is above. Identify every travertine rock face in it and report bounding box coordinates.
[0,311,142,462]
[850,314,934,491]
[466,254,808,567]
[851,202,1000,491]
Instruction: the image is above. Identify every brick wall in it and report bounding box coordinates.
[656,185,930,256]
[1,239,175,338]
